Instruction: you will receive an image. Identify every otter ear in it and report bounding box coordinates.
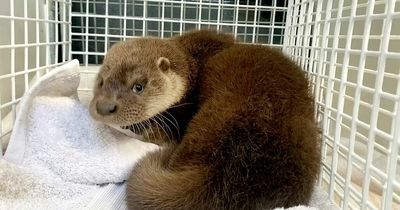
[157,57,170,72]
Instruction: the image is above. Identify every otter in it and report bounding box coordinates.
[89,30,321,210]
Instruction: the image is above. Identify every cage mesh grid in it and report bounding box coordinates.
[284,0,400,209]
[70,0,289,65]
[0,0,400,210]
[0,0,71,154]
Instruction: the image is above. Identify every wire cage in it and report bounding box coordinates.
[0,0,71,152]
[0,0,399,209]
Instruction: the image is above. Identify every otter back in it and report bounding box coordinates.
[125,33,321,210]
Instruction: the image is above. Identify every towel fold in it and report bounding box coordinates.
[21,95,155,185]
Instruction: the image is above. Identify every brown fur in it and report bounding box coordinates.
[90,30,321,209]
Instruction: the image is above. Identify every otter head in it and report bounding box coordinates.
[89,38,188,131]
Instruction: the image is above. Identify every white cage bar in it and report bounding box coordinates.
[70,0,289,67]
[284,0,400,209]
[0,0,71,154]
[0,0,399,209]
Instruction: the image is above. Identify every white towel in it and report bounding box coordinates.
[0,60,337,210]
[1,60,158,209]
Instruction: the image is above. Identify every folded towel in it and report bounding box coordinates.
[1,60,158,209]
[0,60,337,210]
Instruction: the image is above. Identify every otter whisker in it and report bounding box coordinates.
[138,122,149,137]
[135,124,141,135]
[130,124,139,134]
[153,115,170,140]
[145,119,157,141]
[164,111,180,130]
[158,114,176,139]
[163,111,181,139]
[135,124,140,134]
[150,117,170,142]
[145,118,160,138]
[139,122,150,140]
[129,124,136,134]
[161,115,175,140]
[132,123,140,133]
[155,114,173,141]
[145,119,153,134]
[169,102,193,109]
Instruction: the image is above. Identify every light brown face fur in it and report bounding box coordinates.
[89,38,188,128]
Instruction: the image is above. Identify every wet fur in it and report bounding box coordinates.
[123,31,321,210]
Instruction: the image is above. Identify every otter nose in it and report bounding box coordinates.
[96,101,118,116]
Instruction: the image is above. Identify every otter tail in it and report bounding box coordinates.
[126,145,210,210]
[126,103,320,210]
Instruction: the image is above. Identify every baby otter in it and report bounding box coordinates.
[89,30,321,209]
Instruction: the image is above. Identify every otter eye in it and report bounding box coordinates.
[132,84,144,93]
